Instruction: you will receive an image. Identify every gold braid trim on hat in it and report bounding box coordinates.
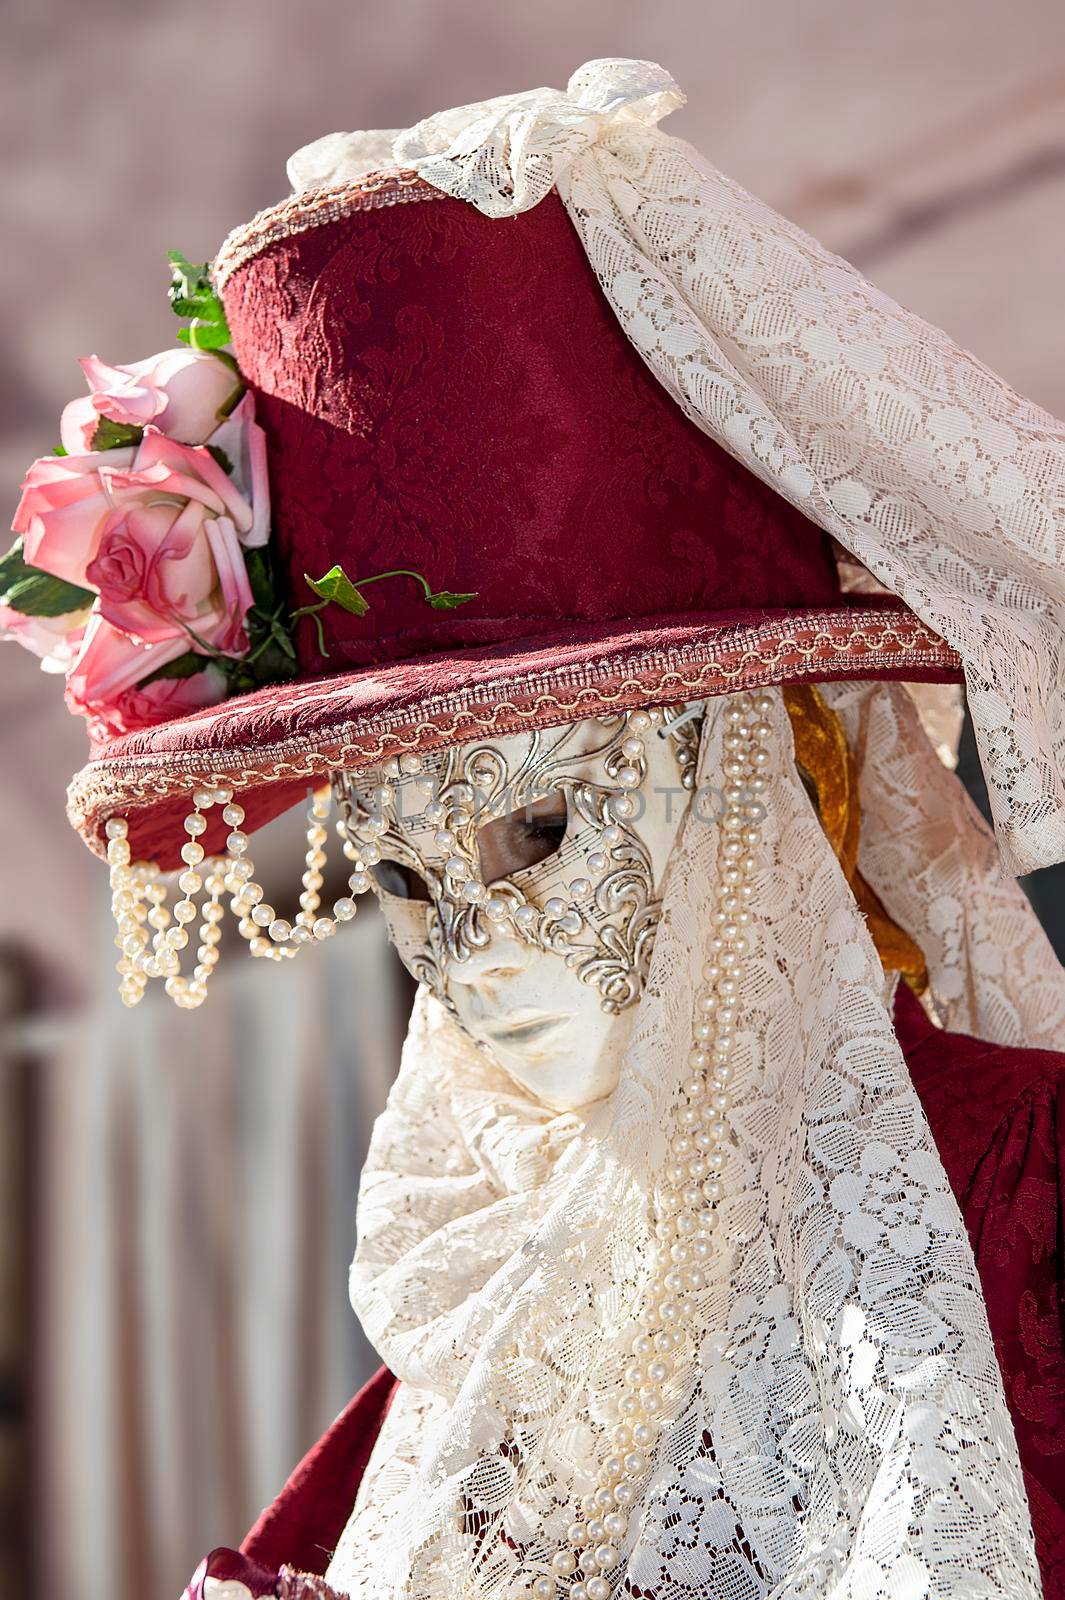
[783,684,928,995]
[69,610,960,857]
[214,170,441,288]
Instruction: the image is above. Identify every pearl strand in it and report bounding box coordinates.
[517,691,773,1600]
[107,812,230,1010]
[109,827,152,1007]
[106,780,376,1008]
[338,757,423,905]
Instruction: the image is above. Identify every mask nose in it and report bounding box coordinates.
[446,933,531,987]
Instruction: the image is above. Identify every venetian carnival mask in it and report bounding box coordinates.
[333,706,704,1110]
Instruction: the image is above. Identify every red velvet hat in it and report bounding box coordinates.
[66,169,958,867]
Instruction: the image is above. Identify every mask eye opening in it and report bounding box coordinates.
[371,859,432,902]
[476,790,572,883]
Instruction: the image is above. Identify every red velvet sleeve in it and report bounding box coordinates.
[240,1363,399,1574]
[182,1364,398,1598]
[895,983,1065,1599]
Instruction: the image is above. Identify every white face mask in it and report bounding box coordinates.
[334,707,704,1110]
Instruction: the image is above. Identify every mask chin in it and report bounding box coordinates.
[449,947,636,1111]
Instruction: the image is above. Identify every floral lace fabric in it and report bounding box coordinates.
[324,691,1046,1600]
[895,985,1065,1596]
[826,680,1065,1048]
[290,58,1065,877]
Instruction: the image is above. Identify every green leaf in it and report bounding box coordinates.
[2,570,96,618]
[244,546,280,611]
[238,640,299,692]
[177,319,232,352]
[269,619,298,659]
[168,249,231,350]
[242,608,297,665]
[303,564,370,616]
[52,444,68,457]
[91,416,144,452]
[220,623,300,694]
[167,249,212,304]
[0,540,29,594]
[139,651,207,686]
[0,539,94,618]
[427,589,478,610]
[229,547,305,687]
[206,443,233,476]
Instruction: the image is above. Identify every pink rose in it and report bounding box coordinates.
[85,431,256,653]
[74,652,228,741]
[66,609,221,736]
[66,609,189,711]
[206,393,270,548]
[13,446,136,587]
[0,604,88,673]
[13,413,266,657]
[60,349,241,453]
[9,366,272,735]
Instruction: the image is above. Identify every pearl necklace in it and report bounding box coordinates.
[513,691,772,1600]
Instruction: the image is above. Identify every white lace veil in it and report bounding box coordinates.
[290,58,1065,879]
[325,686,1064,1600]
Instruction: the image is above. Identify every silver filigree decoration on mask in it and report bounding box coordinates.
[333,704,705,1012]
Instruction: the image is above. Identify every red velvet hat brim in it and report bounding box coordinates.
[68,599,960,868]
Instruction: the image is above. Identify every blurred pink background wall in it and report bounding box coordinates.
[2,3,1064,1596]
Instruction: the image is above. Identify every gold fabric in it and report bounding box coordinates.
[783,685,928,993]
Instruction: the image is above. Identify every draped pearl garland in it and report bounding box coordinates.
[507,690,772,1600]
[106,785,358,1009]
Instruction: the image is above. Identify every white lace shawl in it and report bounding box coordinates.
[290,58,1065,878]
[324,686,1063,1600]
